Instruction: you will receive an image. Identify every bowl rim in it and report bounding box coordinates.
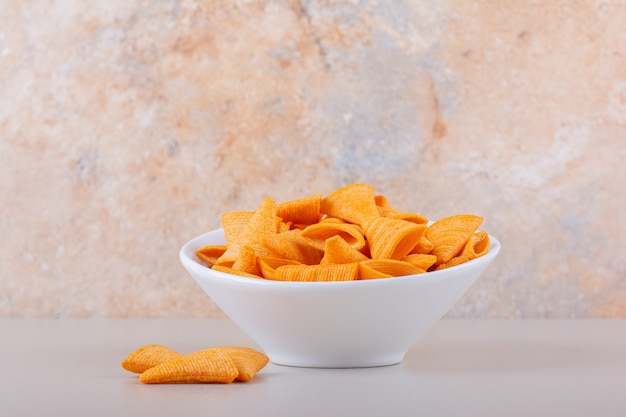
[180,229,500,288]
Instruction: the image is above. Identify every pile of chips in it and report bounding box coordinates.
[196,183,490,281]
[122,344,269,384]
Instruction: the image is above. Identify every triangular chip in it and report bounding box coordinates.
[320,235,369,265]
[121,344,183,374]
[358,259,425,280]
[216,198,281,266]
[463,231,490,259]
[435,231,490,270]
[365,217,426,260]
[409,235,435,254]
[231,245,261,277]
[215,346,269,382]
[262,229,323,265]
[300,220,365,251]
[273,263,358,282]
[358,263,392,279]
[139,348,239,384]
[320,183,380,228]
[402,253,437,271]
[276,194,322,226]
[257,256,302,280]
[425,214,483,265]
[196,245,227,266]
[221,211,254,246]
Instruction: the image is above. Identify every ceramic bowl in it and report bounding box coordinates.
[180,229,500,368]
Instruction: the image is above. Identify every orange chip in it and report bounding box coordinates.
[358,263,392,279]
[320,183,380,228]
[262,229,323,265]
[273,262,359,282]
[196,245,227,266]
[216,198,281,266]
[121,344,184,374]
[365,217,426,260]
[409,235,435,254]
[320,235,369,265]
[221,211,254,245]
[358,259,426,280]
[215,346,269,382]
[425,214,483,265]
[276,194,322,226]
[242,198,281,243]
[300,220,366,251]
[139,348,239,384]
[435,231,490,270]
[231,245,261,277]
[434,254,470,270]
[467,231,490,258]
[257,256,302,280]
[213,257,235,268]
[402,253,437,270]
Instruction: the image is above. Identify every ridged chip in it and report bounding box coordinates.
[139,348,239,384]
[121,344,183,374]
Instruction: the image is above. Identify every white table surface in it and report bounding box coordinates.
[1,318,625,417]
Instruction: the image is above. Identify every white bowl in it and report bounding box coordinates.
[180,229,500,368]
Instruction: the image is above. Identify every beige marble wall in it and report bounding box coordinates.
[1,1,624,318]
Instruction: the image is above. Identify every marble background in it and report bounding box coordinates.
[1,0,624,318]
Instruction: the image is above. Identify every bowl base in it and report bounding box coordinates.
[267,352,405,368]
